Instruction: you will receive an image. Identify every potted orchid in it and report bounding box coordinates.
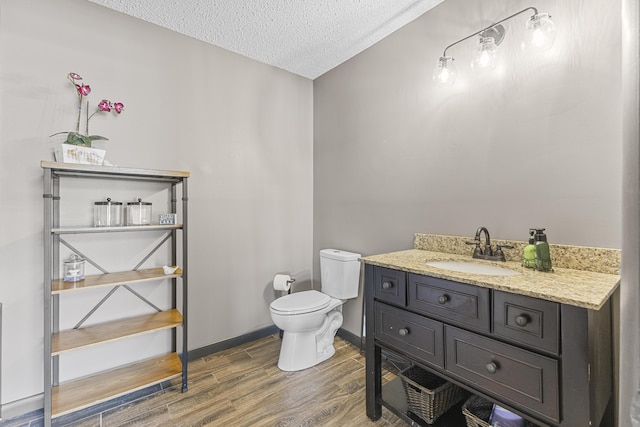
[51,72,124,147]
[51,72,124,165]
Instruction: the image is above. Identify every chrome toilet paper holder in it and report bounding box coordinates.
[286,277,296,294]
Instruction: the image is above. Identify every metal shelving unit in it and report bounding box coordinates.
[41,161,189,426]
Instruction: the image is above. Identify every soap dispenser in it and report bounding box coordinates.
[523,231,536,268]
[531,228,552,271]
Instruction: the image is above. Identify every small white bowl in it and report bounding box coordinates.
[163,265,178,274]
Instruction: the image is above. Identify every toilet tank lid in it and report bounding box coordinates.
[320,249,361,261]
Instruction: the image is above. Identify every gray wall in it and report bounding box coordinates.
[314,0,622,337]
[0,0,313,414]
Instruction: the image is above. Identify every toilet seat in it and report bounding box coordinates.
[270,290,331,315]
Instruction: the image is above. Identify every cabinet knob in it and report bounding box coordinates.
[515,314,530,327]
[382,282,393,290]
[398,328,409,336]
[485,362,499,374]
[438,294,449,304]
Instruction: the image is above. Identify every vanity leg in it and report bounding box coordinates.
[366,344,382,420]
[365,263,382,420]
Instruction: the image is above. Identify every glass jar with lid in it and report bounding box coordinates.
[63,254,85,282]
[94,198,123,227]
[127,198,152,225]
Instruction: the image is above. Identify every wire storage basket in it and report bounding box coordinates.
[399,365,466,423]
[462,395,539,427]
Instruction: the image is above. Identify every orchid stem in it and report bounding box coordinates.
[85,100,90,135]
[75,94,82,133]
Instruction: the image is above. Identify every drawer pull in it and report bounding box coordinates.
[485,361,499,374]
[515,314,530,327]
[438,294,449,304]
[382,281,394,290]
[398,328,409,336]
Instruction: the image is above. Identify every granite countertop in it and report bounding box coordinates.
[360,249,620,310]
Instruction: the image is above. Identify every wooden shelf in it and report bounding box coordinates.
[52,224,183,234]
[41,161,190,180]
[53,309,183,355]
[52,267,182,294]
[52,352,183,418]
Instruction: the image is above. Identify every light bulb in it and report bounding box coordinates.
[432,56,456,87]
[522,13,556,52]
[471,37,498,71]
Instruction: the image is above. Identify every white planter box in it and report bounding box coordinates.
[54,144,106,165]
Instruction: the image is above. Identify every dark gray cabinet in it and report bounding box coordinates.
[365,264,613,427]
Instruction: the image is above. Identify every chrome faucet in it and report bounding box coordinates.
[466,226,513,261]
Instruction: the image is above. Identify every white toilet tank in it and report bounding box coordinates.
[320,249,362,300]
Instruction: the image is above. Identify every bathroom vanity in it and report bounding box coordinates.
[362,235,620,427]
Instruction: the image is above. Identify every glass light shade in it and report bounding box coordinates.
[471,37,498,70]
[522,13,556,52]
[432,56,456,87]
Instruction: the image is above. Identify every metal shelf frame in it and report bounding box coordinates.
[41,162,189,426]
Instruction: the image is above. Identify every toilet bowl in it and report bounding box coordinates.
[269,249,361,371]
[270,290,344,371]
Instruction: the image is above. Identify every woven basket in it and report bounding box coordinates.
[400,366,465,424]
[462,395,539,427]
[462,395,494,427]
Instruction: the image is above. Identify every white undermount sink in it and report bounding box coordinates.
[426,261,521,276]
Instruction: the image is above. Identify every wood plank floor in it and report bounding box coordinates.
[8,335,406,426]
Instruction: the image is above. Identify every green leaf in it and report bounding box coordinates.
[65,132,92,147]
[88,135,109,141]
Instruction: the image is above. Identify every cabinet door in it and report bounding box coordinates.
[445,325,559,423]
[493,291,559,355]
[375,302,444,369]
[374,267,406,306]
[408,274,490,332]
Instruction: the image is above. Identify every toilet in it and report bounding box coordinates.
[269,249,361,371]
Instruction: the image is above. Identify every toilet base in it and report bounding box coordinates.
[277,310,343,371]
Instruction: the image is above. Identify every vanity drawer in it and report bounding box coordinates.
[493,291,559,355]
[374,267,406,306]
[445,325,559,422]
[408,274,490,332]
[375,302,444,369]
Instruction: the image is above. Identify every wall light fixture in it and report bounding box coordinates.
[433,7,556,87]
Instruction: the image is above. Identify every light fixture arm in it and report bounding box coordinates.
[441,6,539,57]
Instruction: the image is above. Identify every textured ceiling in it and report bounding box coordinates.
[87,0,445,79]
